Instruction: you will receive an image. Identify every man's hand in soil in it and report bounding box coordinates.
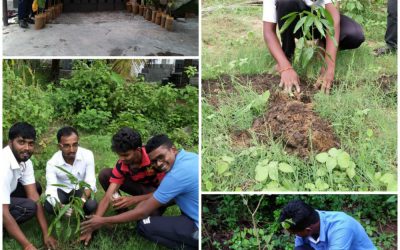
[315,67,334,94]
[79,231,93,246]
[81,215,106,235]
[279,67,301,94]
[43,235,57,250]
[113,196,140,210]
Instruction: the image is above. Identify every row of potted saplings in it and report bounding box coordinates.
[35,2,64,30]
[126,1,174,31]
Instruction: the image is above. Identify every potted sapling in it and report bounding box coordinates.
[165,0,174,31]
[35,0,46,30]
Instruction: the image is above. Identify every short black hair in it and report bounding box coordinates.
[8,122,36,141]
[279,200,319,232]
[145,134,173,154]
[57,126,79,143]
[111,127,142,153]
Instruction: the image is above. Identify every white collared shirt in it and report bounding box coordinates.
[45,147,96,205]
[263,0,335,23]
[1,146,36,204]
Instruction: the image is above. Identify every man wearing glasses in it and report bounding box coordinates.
[44,126,98,216]
[2,122,58,250]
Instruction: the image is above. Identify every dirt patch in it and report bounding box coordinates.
[376,74,397,96]
[253,93,340,158]
[203,73,340,157]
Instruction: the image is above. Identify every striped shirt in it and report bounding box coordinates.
[109,147,165,187]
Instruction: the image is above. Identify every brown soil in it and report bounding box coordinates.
[376,74,397,96]
[203,73,340,158]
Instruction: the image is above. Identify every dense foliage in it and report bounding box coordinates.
[202,195,397,250]
[3,60,198,150]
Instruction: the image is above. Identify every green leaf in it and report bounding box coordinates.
[314,18,325,37]
[315,178,329,191]
[346,167,356,179]
[328,148,339,158]
[316,152,329,163]
[326,157,337,172]
[367,129,373,137]
[280,14,297,34]
[255,165,269,182]
[267,161,279,181]
[294,16,307,34]
[305,183,315,190]
[337,151,351,169]
[221,155,234,164]
[302,47,314,69]
[278,163,294,173]
[316,168,327,177]
[217,161,229,175]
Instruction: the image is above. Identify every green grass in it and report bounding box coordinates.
[3,133,178,249]
[202,2,397,191]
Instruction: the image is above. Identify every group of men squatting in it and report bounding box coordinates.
[2,122,199,250]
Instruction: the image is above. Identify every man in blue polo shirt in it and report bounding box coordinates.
[279,200,376,250]
[81,134,198,249]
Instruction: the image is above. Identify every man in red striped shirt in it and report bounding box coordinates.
[80,127,165,245]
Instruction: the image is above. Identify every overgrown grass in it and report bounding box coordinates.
[202,1,397,191]
[3,132,182,249]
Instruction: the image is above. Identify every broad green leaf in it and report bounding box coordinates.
[316,168,327,177]
[267,161,279,181]
[278,163,294,173]
[346,167,356,179]
[255,165,269,182]
[337,151,351,169]
[326,157,337,172]
[266,181,281,190]
[297,37,305,49]
[305,183,316,190]
[380,173,395,184]
[316,152,329,163]
[216,161,229,175]
[205,181,213,191]
[221,155,234,164]
[328,148,339,158]
[235,187,242,192]
[315,178,329,191]
[304,16,314,35]
[367,129,373,137]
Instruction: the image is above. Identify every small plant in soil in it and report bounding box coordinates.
[280,5,337,70]
[42,166,93,242]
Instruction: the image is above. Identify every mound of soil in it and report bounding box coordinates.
[252,93,340,158]
[203,73,340,157]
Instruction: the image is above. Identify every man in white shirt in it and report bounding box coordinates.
[2,122,58,250]
[263,0,364,94]
[44,126,98,215]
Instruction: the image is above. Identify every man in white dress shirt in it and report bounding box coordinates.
[263,0,364,94]
[2,122,58,250]
[44,126,98,215]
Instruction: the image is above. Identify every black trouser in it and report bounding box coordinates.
[276,0,365,59]
[98,168,167,216]
[295,244,314,250]
[18,0,33,20]
[137,214,198,250]
[9,182,42,223]
[385,0,397,49]
[44,188,98,215]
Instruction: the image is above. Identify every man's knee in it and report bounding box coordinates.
[137,218,152,237]
[44,200,56,215]
[12,199,37,223]
[98,168,112,190]
[84,199,98,215]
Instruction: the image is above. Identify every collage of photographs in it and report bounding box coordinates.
[0,0,397,249]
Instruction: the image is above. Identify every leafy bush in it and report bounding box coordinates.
[202,195,397,250]
[3,62,54,139]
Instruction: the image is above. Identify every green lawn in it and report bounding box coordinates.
[201,2,397,191]
[3,133,176,250]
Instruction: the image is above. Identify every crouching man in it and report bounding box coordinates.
[2,122,57,250]
[81,134,199,249]
[44,126,98,216]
